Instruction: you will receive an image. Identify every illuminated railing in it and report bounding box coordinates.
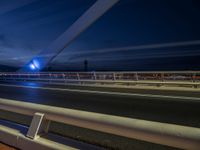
[0,71,200,88]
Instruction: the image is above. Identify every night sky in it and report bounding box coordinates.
[0,0,200,71]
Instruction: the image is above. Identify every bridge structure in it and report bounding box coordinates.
[19,0,119,72]
[1,0,200,150]
[1,71,200,150]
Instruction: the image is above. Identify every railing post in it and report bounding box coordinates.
[192,73,196,82]
[135,73,138,81]
[27,113,50,140]
[192,73,198,88]
[93,72,96,80]
[113,73,116,80]
[62,73,65,80]
[77,73,80,80]
[161,73,164,82]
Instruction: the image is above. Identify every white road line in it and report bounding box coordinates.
[0,83,200,101]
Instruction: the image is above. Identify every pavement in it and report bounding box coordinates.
[0,143,17,150]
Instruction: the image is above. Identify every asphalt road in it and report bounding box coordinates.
[0,81,200,127]
[0,81,200,150]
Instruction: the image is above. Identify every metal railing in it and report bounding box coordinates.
[0,71,200,88]
[0,98,200,150]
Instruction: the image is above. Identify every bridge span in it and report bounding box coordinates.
[1,71,200,150]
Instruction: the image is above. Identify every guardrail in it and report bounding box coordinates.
[0,98,200,150]
[0,71,200,88]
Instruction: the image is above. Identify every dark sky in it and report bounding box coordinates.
[0,0,200,71]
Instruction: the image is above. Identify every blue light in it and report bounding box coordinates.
[29,59,40,71]
[30,64,36,70]
[33,60,40,69]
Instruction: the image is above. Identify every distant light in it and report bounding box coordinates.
[33,60,40,69]
[30,63,36,70]
[29,59,40,71]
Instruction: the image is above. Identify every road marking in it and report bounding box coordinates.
[0,83,200,101]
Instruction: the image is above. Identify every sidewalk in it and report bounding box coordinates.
[0,143,17,150]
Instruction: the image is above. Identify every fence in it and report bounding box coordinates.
[0,71,200,88]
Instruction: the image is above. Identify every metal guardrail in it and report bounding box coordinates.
[0,98,200,150]
[0,71,200,88]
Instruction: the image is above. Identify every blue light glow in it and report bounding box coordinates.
[29,59,40,71]
[30,64,36,70]
[33,60,40,69]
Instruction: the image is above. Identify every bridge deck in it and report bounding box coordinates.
[1,81,199,150]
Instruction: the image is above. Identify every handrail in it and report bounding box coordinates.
[0,98,200,149]
[1,71,200,75]
[1,77,200,85]
[0,71,200,88]
[0,71,200,83]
